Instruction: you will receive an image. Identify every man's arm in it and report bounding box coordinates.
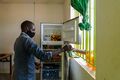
[51,45,86,56]
[23,37,52,61]
[24,37,74,60]
[51,48,64,56]
[72,48,86,54]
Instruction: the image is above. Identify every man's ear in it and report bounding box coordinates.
[26,27,29,31]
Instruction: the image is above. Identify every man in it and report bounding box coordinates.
[13,20,71,80]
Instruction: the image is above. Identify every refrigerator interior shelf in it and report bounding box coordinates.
[41,41,63,45]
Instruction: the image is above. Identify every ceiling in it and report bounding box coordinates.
[0,0,64,4]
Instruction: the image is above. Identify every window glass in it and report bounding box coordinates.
[70,0,96,67]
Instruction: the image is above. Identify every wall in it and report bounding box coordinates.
[63,0,70,21]
[0,3,63,73]
[96,0,120,80]
[0,3,34,53]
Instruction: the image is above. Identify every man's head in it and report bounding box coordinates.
[21,20,35,38]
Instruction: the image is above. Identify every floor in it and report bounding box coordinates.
[0,73,40,80]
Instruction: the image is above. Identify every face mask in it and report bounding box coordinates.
[26,31,35,38]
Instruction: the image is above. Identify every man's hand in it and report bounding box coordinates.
[51,45,72,56]
[62,44,73,52]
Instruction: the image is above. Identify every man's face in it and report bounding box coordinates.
[26,25,35,38]
[30,25,35,33]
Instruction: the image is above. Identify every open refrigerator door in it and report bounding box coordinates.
[61,17,82,80]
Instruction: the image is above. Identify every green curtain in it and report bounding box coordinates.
[71,0,91,31]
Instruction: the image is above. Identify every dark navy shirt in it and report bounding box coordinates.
[13,32,52,80]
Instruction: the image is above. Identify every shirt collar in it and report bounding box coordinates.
[21,32,29,37]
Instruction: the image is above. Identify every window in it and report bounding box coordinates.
[70,6,79,19]
[70,0,96,67]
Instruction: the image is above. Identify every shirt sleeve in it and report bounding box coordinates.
[23,37,52,61]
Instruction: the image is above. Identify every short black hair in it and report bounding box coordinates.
[21,20,34,32]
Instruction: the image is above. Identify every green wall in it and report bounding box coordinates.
[96,0,120,80]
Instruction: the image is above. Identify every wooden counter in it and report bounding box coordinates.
[0,53,13,80]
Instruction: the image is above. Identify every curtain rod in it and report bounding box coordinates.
[63,16,79,24]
